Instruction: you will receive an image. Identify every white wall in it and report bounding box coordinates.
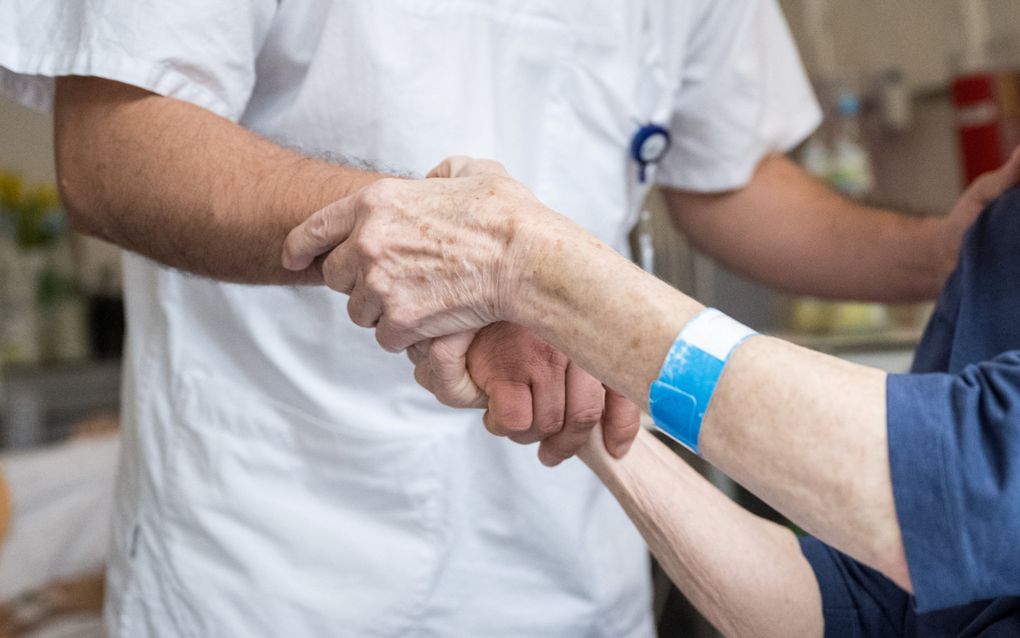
[0,94,55,182]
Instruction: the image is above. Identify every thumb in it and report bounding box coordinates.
[282,196,358,271]
[428,332,487,409]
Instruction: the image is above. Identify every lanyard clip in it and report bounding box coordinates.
[630,123,671,183]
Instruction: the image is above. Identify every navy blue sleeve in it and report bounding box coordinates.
[887,351,1020,612]
[799,537,907,637]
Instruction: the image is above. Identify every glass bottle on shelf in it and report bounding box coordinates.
[790,89,889,335]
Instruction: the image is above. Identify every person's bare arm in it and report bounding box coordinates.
[514,226,911,591]
[281,157,909,590]
[56,80,641,460]
[664,152,1020,302]
[54,76,384,284]
[578,427,823,638]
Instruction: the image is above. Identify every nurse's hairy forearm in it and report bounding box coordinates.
[53,76,382,284]
[664,155,956,302]
[577,428,823,638]
[510,223,912,592]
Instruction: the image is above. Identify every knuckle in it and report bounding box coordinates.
[309,212,331,242]
[566,406,603,429]
[374,329,402,354]
[321,258,348,293]
[363,269,389,295]
[386,305,420,332]
[354,232,382,259]
[347,303,372,328]
[536,417,565,437]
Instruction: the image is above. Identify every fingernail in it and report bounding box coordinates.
[612,440,634,458]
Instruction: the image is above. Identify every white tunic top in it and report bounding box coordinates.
[0,2,820,636]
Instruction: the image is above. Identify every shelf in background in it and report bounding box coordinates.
[1,358,121,449]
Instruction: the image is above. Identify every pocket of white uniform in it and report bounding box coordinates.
[376,0,653,247]
[158,370,445,637]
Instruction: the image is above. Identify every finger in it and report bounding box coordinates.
[413,356,435,392]
[537,364,604,467]
[407,339,431,367]
[993,144,1020,191]
[973,145,1020,202]
[426,155,474,178]
[320,240,359,295]
[483,379,534,436]
[281,196,359,271]
[426,156,510,179]
[347,271,383,328]
[375,315,421,353]
[510,372,566,446]
[428,332,487,408]
[601,388,642,458]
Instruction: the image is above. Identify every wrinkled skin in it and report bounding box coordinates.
[282,162,545,351]
[282,157,641,462]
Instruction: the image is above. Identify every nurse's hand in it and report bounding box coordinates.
[407,322,641,464]
[943,145,1020,255]
[281,157,567,351]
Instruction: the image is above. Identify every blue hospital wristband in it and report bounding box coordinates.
[649,308,758,454]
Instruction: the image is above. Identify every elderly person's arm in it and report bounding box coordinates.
[578,426,824,638]
[284,156,1020,626]
[281,157,906,586]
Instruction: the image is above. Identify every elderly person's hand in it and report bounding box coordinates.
[281,157,570,349]
[282,157,640,461]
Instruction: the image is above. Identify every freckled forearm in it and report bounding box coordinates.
[506,218,700,405]
[508,211,909,590]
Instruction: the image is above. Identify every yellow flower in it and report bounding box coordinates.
[22,184,60,212]
[0,170,23,209]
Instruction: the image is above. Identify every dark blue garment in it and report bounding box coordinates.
[800,187,1020,637]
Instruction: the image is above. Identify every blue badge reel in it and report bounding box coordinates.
[649,309,758,454]
[630,123,671,183]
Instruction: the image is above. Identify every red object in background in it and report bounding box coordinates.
[953,72,1020,185]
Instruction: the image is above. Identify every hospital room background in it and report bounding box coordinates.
[1,1,1018,636]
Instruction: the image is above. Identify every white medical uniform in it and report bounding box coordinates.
[0,1,819,636]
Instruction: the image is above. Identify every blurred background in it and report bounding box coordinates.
[0,0,1018,635]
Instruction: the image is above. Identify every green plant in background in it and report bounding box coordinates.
[0,170,64,248]
[0,168,86,363]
